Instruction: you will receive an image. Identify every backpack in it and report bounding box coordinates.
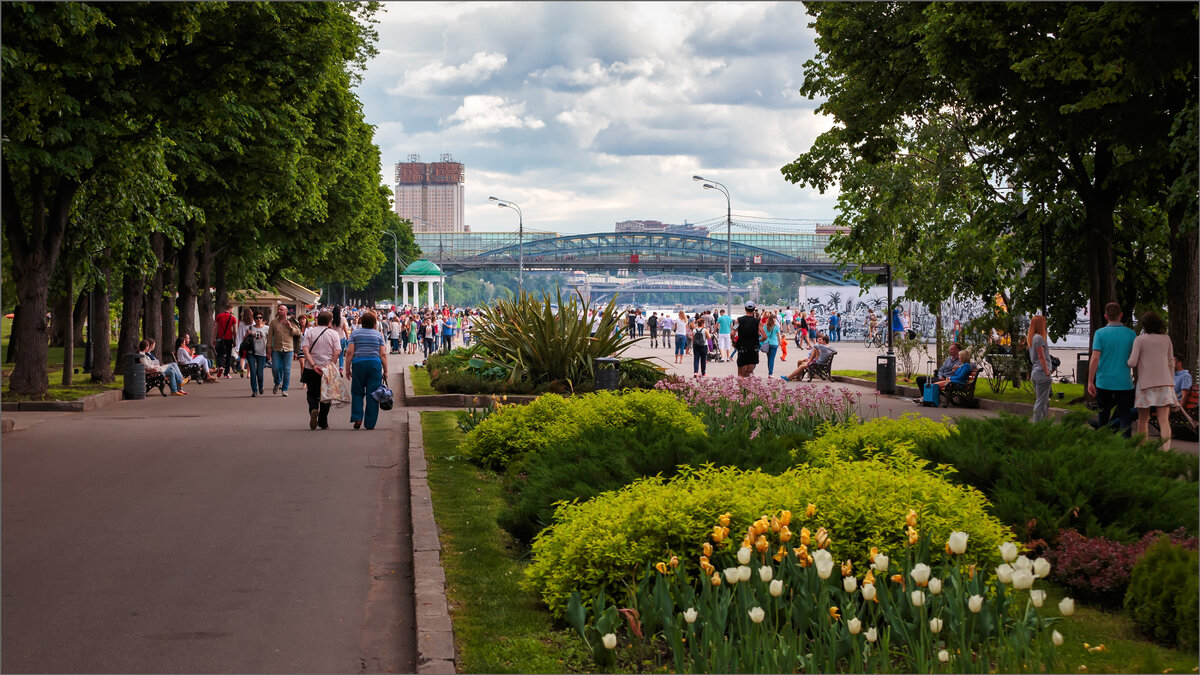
[694,325,706,344]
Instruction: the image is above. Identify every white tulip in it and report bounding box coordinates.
[769,579,784,597]
[737,546,752,565]
[968,594,983,613]
[738,565,752,582]
[1011,569,1035,590]
[724,567,740,585]
[1030,589,1046,607]
[1033,557,1051,579]
[930,617,944,633]
[759,566,773,583]
[748,606,765,624]
[1059,597,1075,616]
[843,575,858,593]
[928,577,943,595]
[813,551,835,579]
[999,542,1019,563]
[911,590,925,606]
[602,633,617,650]
[996,563,1013,584]
[1052,629,1064,646]
[872,553,889,573]
[684,607,698,624]
[865,626,878,643]
[910,563,932,586]
[948,531,969,554]
[848,617,862,635]
[938,649,949,664]
[1013,556,1033,573]
[862,583,877,601]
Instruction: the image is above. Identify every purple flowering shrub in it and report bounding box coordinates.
[1048,527,1199,606]
[655,375,860,439]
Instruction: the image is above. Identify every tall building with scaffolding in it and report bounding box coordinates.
[393,154,466,233]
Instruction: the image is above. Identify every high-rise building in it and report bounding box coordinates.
[394,154,465,233]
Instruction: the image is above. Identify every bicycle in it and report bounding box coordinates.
[864,329,886,349]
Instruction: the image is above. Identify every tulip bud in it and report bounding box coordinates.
[769,579,783,597]
[1013,555,1033,573]
[780,525,792,543]
[669,555,679,568]
[759,566,773,583]
[755,535,769,554]
[864,569,876,586]
[748,606,765,624]
[996,564,1013,584]
[968,594,983,613]
[906,526,919,545]
[865,627,878,643]
[843,575,858,593]
[1033,557,1051,579]
[1052,630,1063,646]
[1030,589,1046,607]
[906,509,918,528]
[841,559,853,577]
[948,530,969,554]
[724,567,740,585]
[738,565,752,582]
[938,649,949,664]
[779,509,792,526]
[816,527,830,549]
[872,553,889,573]
[910,563,932,587]
[771,516,781,533]
[806,503,817,518]
[1059,597,1075,616]
[911,590,925,607]
[848,617,862,635]
[737,546,752,565]
[862,583,877,601]
[928,577,943,595]
[711,526,725,544]
[702,542,713,557]
[711,572,722,587]
[930,617,944,633]
[999,542,1019,563]
[800,527,811,547]
[655,562,669,574]
[1011,569,1035,590]
[719,512,731,527]
[684,607,698,624]
[602,633,617,650]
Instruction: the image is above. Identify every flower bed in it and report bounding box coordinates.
[655,375,860,438]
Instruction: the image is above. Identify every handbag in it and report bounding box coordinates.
[238,331,255,358]
[320,360,351,407]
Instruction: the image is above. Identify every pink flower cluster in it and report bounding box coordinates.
[655,375,862,438]
[1047,527,1199,605]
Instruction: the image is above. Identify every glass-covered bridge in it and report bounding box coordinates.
[414,231,860,285]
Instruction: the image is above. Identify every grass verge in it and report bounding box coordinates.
[1,318,125,401]
[421,411,591,673]
[833,369,1091,413]
[409,365,436,396]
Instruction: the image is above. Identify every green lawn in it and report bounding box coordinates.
[833,368,1091,413]
[421,411,591,673]
[1,317,124,401]
[409,365,436,396]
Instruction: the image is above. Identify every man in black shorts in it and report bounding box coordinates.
[732,302,764,378]
[647,312,659,348]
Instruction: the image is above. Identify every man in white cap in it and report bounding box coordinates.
[732,301,764,378]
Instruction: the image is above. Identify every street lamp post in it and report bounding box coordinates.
[381,230,398,309]
[489,196,524,292]
[693,175,732,317]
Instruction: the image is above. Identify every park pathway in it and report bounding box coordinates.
[2,357,415,673]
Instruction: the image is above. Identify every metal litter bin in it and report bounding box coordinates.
[124,353,146,400]
[1076,352,1090,385]
[594,357,621,390]
[876,354,896,395]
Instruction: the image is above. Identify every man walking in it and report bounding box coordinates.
[266,304,300,396]
[716,308,733,362]
[214,302,238,378]
[732,302,764,378]
[1087,302,1137,433]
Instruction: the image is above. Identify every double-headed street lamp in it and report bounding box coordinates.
[381,230,398,308]
[693,175,732,317]
[489,196,524,291]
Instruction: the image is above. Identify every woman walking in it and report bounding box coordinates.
[332,305,350,370]
[674,310,689,365]
[691,316,709,377]
[247,311,269,396]
[1128,311,1177,450]
[407,316,418,354]
[295,314,310,374]
[345,312,389,430]
[300,310,342,430]
[763,312,781,377]
[236,306,254,377]
[1027,315,1052,422]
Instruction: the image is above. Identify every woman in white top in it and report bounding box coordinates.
[1128,311,1177,449]
[301,310,343,430]
[175,334,217,382]
[235,307,253,377]
[674,310,690,364]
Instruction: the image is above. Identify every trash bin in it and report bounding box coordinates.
[594,357,621,390]
[876,354,896,395]
[124,353,146,400]
[1076,352,1090,385]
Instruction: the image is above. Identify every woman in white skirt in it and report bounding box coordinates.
[1127,310,1177,450]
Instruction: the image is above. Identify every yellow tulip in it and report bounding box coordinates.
[780,525,792,543]
[779,510,792,527]
[806,503,817,518]
[699,555,710,567]
[702,542,713,557]
[945,542,952,555]
[968,564,976,580]
[711,526,725,543]
[890,573,905,587]
[773,545,787,562]
[841,559,853,577]
[770,516,782,533]
[829,606,840,621]
[711,572,722,586]
[719,512,731,527]
[868,546,880,563]
[701,562,715,576]
[864,569,876,585]
[906,509,918,528]
[800,527,811,547]
[655,562,669,574]
[755,535,769,553]
[816,527,830,549]
[669,555,679,568]
[906,526,919,545]
[742,536,753,550]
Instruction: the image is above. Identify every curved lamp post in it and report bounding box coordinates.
[693,175,732,316]
[489,196,524,291]
[381,230,398,308]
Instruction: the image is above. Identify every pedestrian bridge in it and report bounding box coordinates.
[429,232,857,285]
[570,274,758,303]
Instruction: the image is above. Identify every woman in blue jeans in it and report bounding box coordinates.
[247,312,269,396]
[344,312,389,430]
[764,313,781,376]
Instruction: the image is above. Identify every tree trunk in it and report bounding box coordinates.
[197,235,214,348]
[176,224,198,346]
[118,266,146,373]
[59,274,74,386]
[1167,210,1198,369]
[72,290,86,347]
[49,272,73,348]
[1083,198,1120,336]
[143,233,165,359]
[161,264,177,364]
[214,255,229,319]
[90,258,114,384]
[5,305,18,363]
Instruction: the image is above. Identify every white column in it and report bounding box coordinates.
[427,280,435,308]
[402,278,408,306]
[439,279,445,307]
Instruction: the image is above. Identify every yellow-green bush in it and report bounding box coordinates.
[795,414,952,470]
[460,389,707,471]
[524,462,1013,618]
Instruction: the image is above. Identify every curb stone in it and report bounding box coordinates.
[407,410,457,674]
[1,388,124,413]
[832,376,1064,417]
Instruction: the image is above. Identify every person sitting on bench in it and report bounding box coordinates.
[913,342,963,402]
[781,334,835,382]
[141,339,187,395]
[176,334,218,382]
[932,349,973,389]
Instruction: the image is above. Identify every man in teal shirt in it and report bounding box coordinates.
[716,309,734,362]
[1087,302,1137,432]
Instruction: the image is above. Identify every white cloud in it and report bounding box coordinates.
[388,52,508,95]
[443,95,546,132]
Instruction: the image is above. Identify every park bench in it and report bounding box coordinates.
[940,367,981,408]
[806,351,837,382]
[145,370,168,396]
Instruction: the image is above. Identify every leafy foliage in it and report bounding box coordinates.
[1048,528,1199,608]
[524,463,1012,619]
[913,415,1199,544]
[1124,537,1200,650]
[795,414,951,471]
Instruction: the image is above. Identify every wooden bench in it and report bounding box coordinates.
[940,367,981,408]
[806,352,836,382]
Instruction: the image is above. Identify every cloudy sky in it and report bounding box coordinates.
[355,1,838,234]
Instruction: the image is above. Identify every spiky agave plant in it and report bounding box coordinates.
[471,288,657,391]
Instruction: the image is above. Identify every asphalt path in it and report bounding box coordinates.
[2,357,415,674]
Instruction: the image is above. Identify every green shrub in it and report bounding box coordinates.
[796,414,951,470]
[914,414,1198,543]
[1124,536,1200,649]
[499,426,808,544]
[523,462,1012,618]
[461,389,707,472]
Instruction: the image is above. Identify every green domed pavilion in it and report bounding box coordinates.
[401,259,446,307]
